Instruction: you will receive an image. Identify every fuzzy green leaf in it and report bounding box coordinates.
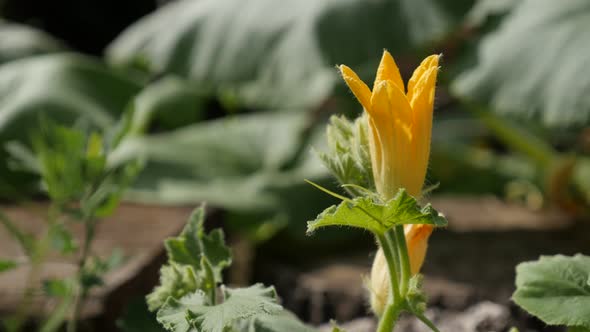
[147,264,199,312]
[513,254,590,329]
[158,292,206,332]
[148,206,232,312]
[164,206,232,282]
[243,312,319,332]
[186,284,283,332]
[307,188,447,235]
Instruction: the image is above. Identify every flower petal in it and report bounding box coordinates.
[339,65,372,111]
[405,224,434,274]
[407,54,439,103]
[409,65,439,195]
[373,50,405,93]
[370,81,414,199]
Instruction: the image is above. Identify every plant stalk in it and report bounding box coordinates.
[393,225,411,296]
[67,217,96,332]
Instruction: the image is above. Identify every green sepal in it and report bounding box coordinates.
[406,274,427,315]
[307,188,447,235]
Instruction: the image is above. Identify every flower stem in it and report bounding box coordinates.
[376,301,403,332]
[67,217,96,332]
[377,234,401,303]
[415,312,441,332]
[393,225,411,296]
[376,233,404,332]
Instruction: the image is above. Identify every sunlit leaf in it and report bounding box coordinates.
[0,20,63,64]
[307,188,447,235]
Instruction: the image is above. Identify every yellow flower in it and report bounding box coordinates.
[339,51,439,315]
[339,51,439,200]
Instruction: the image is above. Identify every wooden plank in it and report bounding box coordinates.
[0,203,193,321]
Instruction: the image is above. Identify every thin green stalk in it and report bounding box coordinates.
[8,205,57,332]
[376,233,404,332]
[67,217,96,332]
[415,312,441,332]
[377,234,401,304]
[393,225,411,296]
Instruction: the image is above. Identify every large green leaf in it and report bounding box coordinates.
[307,188,447,235]
[107,0,474,110]
[513,254,590,329]
[242,312,319,332]
[0,20,64,64]
[452,0,590,127]
[148,206,231,311]
[0,53,143,198]
[111,112,327,211]
[185,285,283,332]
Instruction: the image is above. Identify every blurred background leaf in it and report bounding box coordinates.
[0,19,64,64]
[0,53,143,198]
[453,0,590,127]
[107,0,475,110]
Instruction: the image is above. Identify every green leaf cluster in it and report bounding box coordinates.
[147,206,232,311]
[150,207,319,332]
[307,188,447,236]
[513,254,590,330]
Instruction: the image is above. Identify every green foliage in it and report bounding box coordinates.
[307,188,447,235]
[513,254,590,330]
[127,77,208,133]
[107,0,474,110]
[0,20,63,64]
[48,223,77,254]
[147,264,200,312]
[0,54,143,198]
[316,115,374,197]
[0,259,17,272]
[150,207,318,332]
[239,312,319,332]
[406,275,427,315]
[111,112,326,211]
[165,207,231,282]
[185,285,283,332]
[453,0,590,127]
[147,205,232,311]
[42,279,72,298]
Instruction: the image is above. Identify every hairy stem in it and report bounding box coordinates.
[376,301,403,332]
[376,233,404,332]
[393,225,411,296]
[415,312,441,332]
